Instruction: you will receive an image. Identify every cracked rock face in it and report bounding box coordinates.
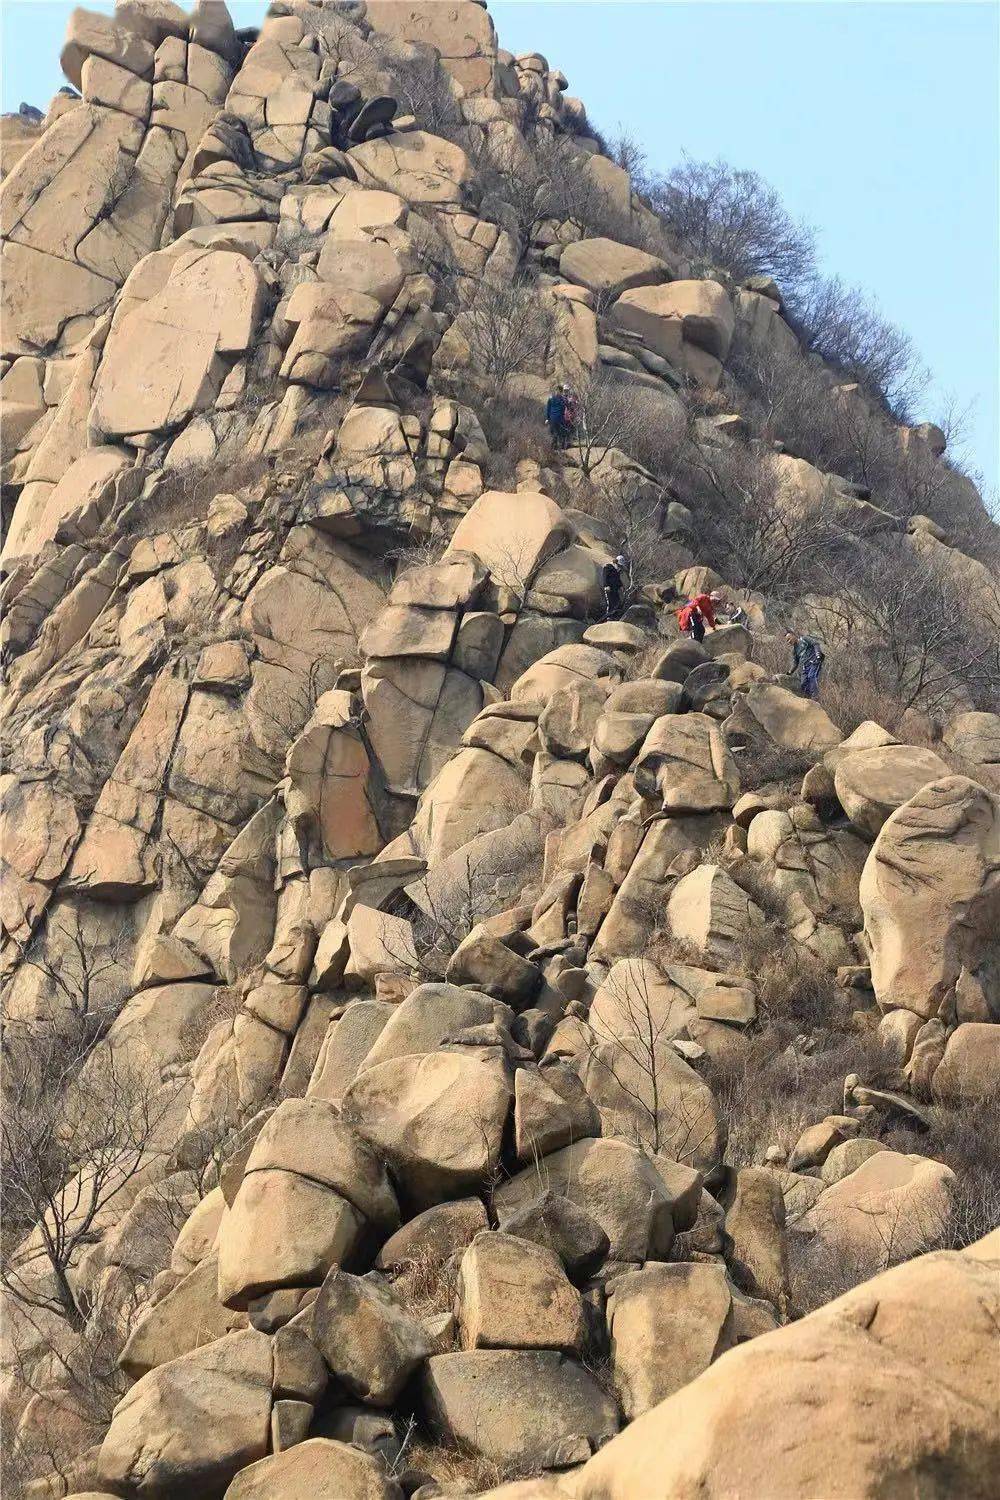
[2,4,999,1498]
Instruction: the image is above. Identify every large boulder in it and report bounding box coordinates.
[665,865,763,968]
[633,712,739,812]
[607,1262,735,1418]
[98,1329,272,1497]
[310,1268,432,1405]
[859,777,1000,1017]
[340,1050,513,1208]
[457,1231,586,1353]
[91,248,265,438]
[931,1023,1000,1104]
[422,1350,618,1469]
[730,682,842,752]
[559,238,670,299]
[554,1235,1000,1500]
[216,1099,398,1307]
[834,744,950,837]
[795,1151,955,1272]
[494,1139,684,1263]
[612,279,734,365]
[223,1438,402,1500]
[348,130,476,206]
[444,490,572,589]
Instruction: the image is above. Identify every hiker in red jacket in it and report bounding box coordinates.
[677,591,718,643]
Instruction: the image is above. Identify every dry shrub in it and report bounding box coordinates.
[396,1433,522,1492]
[706,1024,884,1170]
[480,394,554,488]
[385,1242,459,1325]
[738,927,844,1031]
[881,1085,1000,1252]
[729,731,817,794]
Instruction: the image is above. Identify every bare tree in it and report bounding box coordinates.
[456,273,555,395]
[651,154,817,297]
[791,274,928,419]
[580,961,719,1165]
[1,1015,179,1332]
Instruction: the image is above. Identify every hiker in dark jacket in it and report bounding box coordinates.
[786,631,825,698]
[603,553,628,617]
[544,387,570,448]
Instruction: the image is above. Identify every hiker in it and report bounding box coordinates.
[544,386,570,449]
[718,596,748,627]
[786,630,826,698]
[603,552,628,617]
[677,596,706,643]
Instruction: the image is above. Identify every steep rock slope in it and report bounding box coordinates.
[1,3,998,1498]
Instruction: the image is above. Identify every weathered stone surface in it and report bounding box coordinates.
[98,1329,272,1497]
[349,130,475,205]
[224,1438,402,1500]
[561,1236,1000,1500]
[119,1253,246,1378]
[633,712,739,812]
[560,238,670,299]
[423,1350,618,1469]
[457,1232,585,1353]
[494,1139,678,1263]
[860,777,1000,1018]
[931,1023,1000,1104]
[341,1050,513,1207]
[796,1151,955,1271]
[607,1262,735,1418]
[217,1099,397,1307]
[92,249,265,438]
[311,1269,432,1405]
[666,865,763,968]
[731,682,842,752]
[445,490,572,588]
[834,744,950,837]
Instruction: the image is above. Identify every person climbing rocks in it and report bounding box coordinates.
[603,552,628,618]
[786,630,826,698]
[677,589,718,642]
[677,597,706,642]
[562,385,579,437]
[545,386,571,449]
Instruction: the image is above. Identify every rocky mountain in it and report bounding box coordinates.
[1,3,998,1497]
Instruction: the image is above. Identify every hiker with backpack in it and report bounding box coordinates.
[603,553,628,618]
[544,385,572,449]
[676,589,718,643]
[786,630,826,698]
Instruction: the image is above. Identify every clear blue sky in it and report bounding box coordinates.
[3,0,997,501]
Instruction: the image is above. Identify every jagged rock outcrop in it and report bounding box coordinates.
[2,3,998,1497]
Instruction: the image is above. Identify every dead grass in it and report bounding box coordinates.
[386,1242,460,1326]
[396,1433,525,1493]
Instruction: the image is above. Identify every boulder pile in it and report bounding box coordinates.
[2,3,998,1498]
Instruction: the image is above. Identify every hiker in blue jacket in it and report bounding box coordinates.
[786,630,826,699]
[545,386,571,448]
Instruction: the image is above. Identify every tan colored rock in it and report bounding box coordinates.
[423,1350,618,1469]
[283,691,381,862]
[445,489,572,588]
[607,1262,735,1418]
[92,249,265,438]
[834,744,950,837]
[944,710,1000,770]
[365,0,497,94]
[513,1064,600,1162]
[494,1139,679,1263]
[666,864,763,967]
[457,1232,585,1353]
[860,777,1000,1017]
[61,8,155,90]
[613,279,734,362]
[349,130,476,206]
[310,1269,432,1406]
[119,1254,246,1378]
[796,1151,955,1271]
[224,1439,402,1500]
[341,1049,513,1207]
[361,982,499,1072]
[217,1099,397,1307]
[562,1237,1000,1500]
[633,712,739,812]
[98,1329,272,1497]
[731,681,842,751]
[559,237,670,299]
[931,1023,1000,1104]
[0,776,81,943]
[410,747,530,866]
